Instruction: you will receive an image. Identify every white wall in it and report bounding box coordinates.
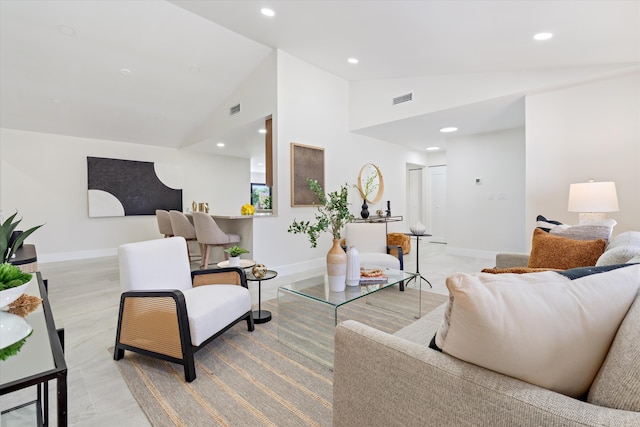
[446,127,526,256]
[251,50,429,275]
[349,65,638,131]
[0,128,250,261]
[525,71,640,244]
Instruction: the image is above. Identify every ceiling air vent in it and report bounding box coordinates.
[392,92,413,105]
[229,103,241,116]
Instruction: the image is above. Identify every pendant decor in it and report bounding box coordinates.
[360,201,369,219]
[345,246,361,286]
[327,239,347,292]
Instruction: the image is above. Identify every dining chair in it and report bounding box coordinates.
[168,210,199,261]
[114,236,254,382]
[155,209,173,238]
[192,212,241,269]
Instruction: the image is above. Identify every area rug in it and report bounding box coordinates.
[113,287,447,427]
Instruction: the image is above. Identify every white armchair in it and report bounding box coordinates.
[344,222,404,281]
[114,237,254,382]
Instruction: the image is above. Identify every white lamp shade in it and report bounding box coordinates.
[568,181,619,213]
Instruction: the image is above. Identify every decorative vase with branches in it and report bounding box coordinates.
[288,179,355,291]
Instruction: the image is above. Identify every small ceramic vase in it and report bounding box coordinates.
[410,221,426,235]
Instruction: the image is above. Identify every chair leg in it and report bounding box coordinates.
[114,346,124,360]
[201,245,211,269]
[246,312,255,332]
[184,353,196,382]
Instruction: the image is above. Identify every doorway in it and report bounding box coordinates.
[406,166,423,230]
[428,165,447,243]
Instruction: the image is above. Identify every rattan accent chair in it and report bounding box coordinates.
[113,236,254,382]
[155,209,173,238]
[192,211,241,269]
[168,210,199,260]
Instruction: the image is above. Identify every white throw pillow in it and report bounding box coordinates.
[434,264,640,398]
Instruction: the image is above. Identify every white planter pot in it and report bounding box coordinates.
[228,256,240,267]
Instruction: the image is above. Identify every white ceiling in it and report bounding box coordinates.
[1,0,639,160]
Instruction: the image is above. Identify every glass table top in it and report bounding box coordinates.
[278,267,417,308]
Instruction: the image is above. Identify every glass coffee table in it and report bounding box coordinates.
[277,267,419,368]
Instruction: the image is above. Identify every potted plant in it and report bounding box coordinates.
[224,245,250,267]
[288,179,355,291]
[0,212,43,308]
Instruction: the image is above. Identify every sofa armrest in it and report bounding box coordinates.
[495,252,530,268]
[333,320,640,427]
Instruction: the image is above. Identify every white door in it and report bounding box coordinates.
[428,165,447,243]
[407,167,423,230]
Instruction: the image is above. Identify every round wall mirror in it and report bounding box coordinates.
[357,163,384,203]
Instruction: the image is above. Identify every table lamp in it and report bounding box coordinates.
[568,180,619,224]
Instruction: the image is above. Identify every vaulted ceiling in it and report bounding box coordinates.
[1,0,638,159]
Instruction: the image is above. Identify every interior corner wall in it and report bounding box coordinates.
[0,128,250,262]
[253,50,428,275]
[525,71,640,243]
[446,127,526,255]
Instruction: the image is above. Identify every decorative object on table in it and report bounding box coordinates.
[198,202,209,213]
[345,246,361,286]
[290,143,325,207]
[359,268,389,284]
[8,294,42,317]
[355,163,384,219]
[241,203,255,215]
[0,212,41,307]
[252,263,268,279]
[1,211,43,264]
[0,311,33,360]
[410,221,426,235]
[288,179,355,292]
[192,200,198,212]
[568,180,619,224]
[376,209,385,217]
[386,200,391,217]
[224,245,250,267]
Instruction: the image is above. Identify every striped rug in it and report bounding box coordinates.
[114,287,447,426]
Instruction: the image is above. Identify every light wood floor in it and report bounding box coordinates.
[1,241,492,426]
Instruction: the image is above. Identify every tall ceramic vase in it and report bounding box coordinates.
[327,239,347,292]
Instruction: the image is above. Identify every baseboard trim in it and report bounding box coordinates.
[39,248,117,264]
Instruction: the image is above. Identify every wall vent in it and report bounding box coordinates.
[229,103,241,116]
[392,92,413,105]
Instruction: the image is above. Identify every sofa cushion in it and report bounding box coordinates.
[588,295,640,411]
[528,228,606,269]
[536,215,616,242]
[596,231,640,266]
[432,264,640,398]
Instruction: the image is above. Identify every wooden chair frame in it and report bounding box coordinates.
[113,267,254,382]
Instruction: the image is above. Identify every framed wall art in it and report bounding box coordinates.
[290,143,325,206]
[87,156,182,217]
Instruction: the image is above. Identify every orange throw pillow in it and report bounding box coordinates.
[528,228,606,270]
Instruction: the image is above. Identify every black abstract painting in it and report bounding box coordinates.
[87,157,182,217]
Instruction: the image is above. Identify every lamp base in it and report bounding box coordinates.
[578,212,606,225]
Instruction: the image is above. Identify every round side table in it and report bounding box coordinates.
[245,269,277,324]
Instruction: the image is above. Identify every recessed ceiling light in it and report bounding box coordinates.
[426,146,441,151]
[440,127,458,133]
[57,24,76,36]
[188,66,200,74]
[258,129,267,134]
[348,58,359,64]
[261,8,275,17]
[533,32,553,41]
[217,142,225,147]
[119,68,132,76]
[50,97,65,104]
